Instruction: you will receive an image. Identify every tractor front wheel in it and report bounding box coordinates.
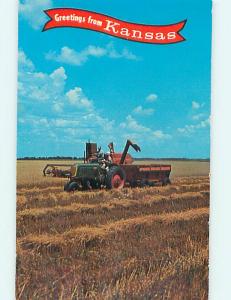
[64,181,79,192]
[106,166,126,189]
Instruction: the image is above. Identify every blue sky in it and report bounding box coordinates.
[18,0,211,158]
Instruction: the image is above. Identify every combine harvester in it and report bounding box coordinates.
[64,140,171,192]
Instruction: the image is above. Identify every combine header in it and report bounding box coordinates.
[43,164,73,177]
[64,140,171,191]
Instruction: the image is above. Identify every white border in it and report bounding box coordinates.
[210,0,231,299]
[0,0,231,299]
[0,0,17,299]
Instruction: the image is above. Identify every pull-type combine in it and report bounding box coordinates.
[64,140,171,192]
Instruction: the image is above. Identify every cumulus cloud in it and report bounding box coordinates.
[18,50,117,147]
[192,101,202,110]
[52,102,64,113]
[19,0,52,30]
[51,119,80,128]
[120,115,150,133]
[46,43,139,66]
[106,43,139,60]
[192,113,205,121]
[50,67,67,82]
[191,101,207,121]
[18,62,67,102]
[46,46,105,66]
[152,130,171,139]
[133,105,154,116]
[18,50,34,71]
[178,117,210,134]
[146,94,158,102]
[120,115,170,140]
[66,87,93,110]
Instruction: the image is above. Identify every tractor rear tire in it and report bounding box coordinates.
[64,182,79,192]
[106,166,126,189]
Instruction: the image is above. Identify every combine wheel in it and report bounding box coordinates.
[130,180,138,188]
[162,177,171,186]
[64,182,79,192]
[106,166,126,189]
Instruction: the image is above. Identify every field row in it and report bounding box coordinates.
[17,176,210,193]
[19,207,208,254]
[17,207,208,299]
[17,191,209,237]
[17,179,209,211]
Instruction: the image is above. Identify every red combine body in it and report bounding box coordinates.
[110,153,133,165]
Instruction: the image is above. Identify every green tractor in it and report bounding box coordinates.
[64,140,139,192]
[64,163,125,192]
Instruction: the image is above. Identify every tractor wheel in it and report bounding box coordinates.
[64,182,79,192]
[106,166,126,189]
[140,179,148,188]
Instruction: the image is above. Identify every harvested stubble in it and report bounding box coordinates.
[16,175,209,300]
[17,191,209,237]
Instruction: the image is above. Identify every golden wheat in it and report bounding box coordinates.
[16,161,209,299]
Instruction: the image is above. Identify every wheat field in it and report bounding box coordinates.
[16,160,209,299]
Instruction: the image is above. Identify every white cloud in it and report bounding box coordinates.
[18,50,34,71]
[46,43,139,66]
[120,115,150,133]
[51,119,80,127]
[50,67,67,82]
[52,102,64,113]
[192,113,204,120]
[200,118,210,128]
[106,43,139,60]
[30,117,49,127]
[178,117,210,134]
[86,45,107,57]
[146,94,158,102]
[64,128,94,138]
[18,65,67,102]
[120,115,170,140]
[133,105,154,116]
[18,51,118,144]
[46,46,106,66]
[66,87,93,110]
[18,51,67,104]
[152,130,171,139]
[19,0,52,30]
[192,101,201,110]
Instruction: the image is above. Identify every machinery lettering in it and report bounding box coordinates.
[139,167,171,172]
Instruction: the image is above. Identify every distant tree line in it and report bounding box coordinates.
[17,156,210,161]
[17,156,82,160]
[134,158,210,162]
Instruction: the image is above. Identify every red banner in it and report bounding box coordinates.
[43,8,186,44]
